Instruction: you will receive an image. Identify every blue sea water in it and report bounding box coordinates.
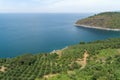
[0,13,120,58]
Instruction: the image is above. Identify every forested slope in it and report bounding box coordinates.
[76,12,120,29]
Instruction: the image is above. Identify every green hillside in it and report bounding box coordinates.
[0,38,120,80]
[76,12,120,29]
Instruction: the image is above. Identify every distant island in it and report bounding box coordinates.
[75,12,120,31]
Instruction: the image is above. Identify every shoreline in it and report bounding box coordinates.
[74,24,120,31]
[50,46,68,54]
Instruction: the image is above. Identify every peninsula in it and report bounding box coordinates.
[75,12,120,31]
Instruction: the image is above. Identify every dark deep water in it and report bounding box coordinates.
[0,13,120,58]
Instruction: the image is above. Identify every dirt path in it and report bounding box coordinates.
[43,50,89,79]
[76,50,89,69]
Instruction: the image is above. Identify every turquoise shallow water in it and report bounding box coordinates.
[0,13,120,58]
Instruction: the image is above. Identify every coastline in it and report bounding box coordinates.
[50,46,68,54]
[74,24,120,31]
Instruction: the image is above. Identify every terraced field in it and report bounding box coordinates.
[0,38,120,80]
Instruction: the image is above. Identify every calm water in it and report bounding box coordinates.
[0,13,120,58]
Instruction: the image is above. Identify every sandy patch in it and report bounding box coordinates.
[43,73,58,79]
[0,66,7,72]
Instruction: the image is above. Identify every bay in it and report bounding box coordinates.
[0,13,120,58]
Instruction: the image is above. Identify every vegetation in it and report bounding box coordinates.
[0,38,120,80]
[76,12,120,29]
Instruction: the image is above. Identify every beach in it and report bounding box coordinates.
[75,24,120,31]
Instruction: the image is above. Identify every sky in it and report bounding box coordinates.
[0,0,120,13]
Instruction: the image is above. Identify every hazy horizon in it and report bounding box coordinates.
[0,0,120,13]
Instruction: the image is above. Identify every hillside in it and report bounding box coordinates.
[75,12,120,30]
[0,38,120,80]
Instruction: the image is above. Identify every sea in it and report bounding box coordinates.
[0,13,120,58]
